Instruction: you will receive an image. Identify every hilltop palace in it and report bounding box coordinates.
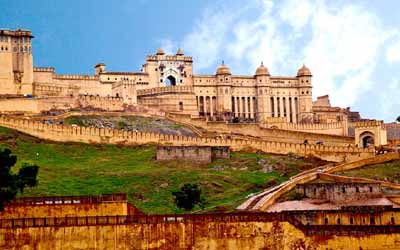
[0,29,398,148]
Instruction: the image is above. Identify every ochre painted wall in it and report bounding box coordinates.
[0,221,399,250]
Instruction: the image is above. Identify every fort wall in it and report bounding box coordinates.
[0,116,374,162]
[167,113,354,146]
[0,213,400,249]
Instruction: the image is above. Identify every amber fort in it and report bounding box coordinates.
[0,28,400,249]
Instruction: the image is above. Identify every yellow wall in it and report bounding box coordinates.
[0,220,399,250]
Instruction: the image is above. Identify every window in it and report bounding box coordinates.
[337,218,341,224]
[342,187,346,193]
[391,217,395,224]
[370,217,375,225]
[350,217,354,225]
[324,218,328,224]
[370,187,373,192]
[155,68,158,71]
[356,187,359,193]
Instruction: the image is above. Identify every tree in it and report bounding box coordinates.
[0,148,39,210]
[172,184,204,211]
[397,116,400,123]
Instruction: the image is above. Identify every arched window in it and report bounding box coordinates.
[166,75,176,86]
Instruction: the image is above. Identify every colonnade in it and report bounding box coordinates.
[231,96,257,119]
[197,96,217,117]
[195,95,298,123]
[270,96,298,123]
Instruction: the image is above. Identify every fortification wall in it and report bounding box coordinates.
[0,194,135,219]
[0,97,77,114]
[0,116,374,162]
[262,121,348,136]
[77,95,125,111]
[1,214,399,250]
[167,113,354,146]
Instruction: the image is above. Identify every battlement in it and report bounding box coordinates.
[146,55,193,62]
[137,86,194,96]
[0,29,33,38]
[0,116,374,162]
[78,95,123,102]
[54,74,99,81]
[7,194,126,206]
[33,67,55,73]
[354,120,384,128]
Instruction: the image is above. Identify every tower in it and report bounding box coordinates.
[215,61,232,119]
[296,64,313,123]
[254,62,270,122]
[0,29,33,95]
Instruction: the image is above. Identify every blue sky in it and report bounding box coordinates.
[1,0,400,121]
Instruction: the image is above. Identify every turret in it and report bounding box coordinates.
[95,63,106,75]
[296,64,313,122]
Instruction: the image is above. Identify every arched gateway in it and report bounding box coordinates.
[354,121,387,148]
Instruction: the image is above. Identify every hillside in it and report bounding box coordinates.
[0,126,326,214]
[335,160,400,184]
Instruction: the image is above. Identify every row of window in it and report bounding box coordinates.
[324,216,395,225]
[0,46,31,53]
[0,36,31,43]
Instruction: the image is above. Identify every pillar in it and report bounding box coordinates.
[291,97,297,123]
[239,97,243,118]
[250,97,254,119]
[210,96,214,117]
[244,96,249,118]
[204,96,207,117]
[273,97,278,118]
[286,97,290,123]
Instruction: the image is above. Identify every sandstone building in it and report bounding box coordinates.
[0,28,353,124]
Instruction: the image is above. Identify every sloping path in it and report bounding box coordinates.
[238,152,400,211]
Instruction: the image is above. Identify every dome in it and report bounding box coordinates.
[216,61,231,75]
[176,48,184,56]
[156,48,165,55]
[255,62,270,76]
[297,64,312,77]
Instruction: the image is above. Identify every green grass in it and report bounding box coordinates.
[0,126,322,214]
[335,160,400,183]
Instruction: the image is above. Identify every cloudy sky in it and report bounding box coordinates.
[1,0,399,121]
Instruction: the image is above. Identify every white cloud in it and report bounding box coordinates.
[386,39,400,63]
[160,0,400,121]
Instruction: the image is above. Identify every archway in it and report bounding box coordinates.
[360,131,374,148]
[166,75,176,86]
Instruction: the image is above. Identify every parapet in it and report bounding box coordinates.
[354,120,384,128]
[33,67,55,73]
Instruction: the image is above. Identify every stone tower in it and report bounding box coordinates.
[255,62,271,122]
[296,64,313,123]
[0,29,34,95]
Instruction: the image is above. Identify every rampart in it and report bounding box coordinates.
[0,194,144,219]
[263,121,348,136]
[77,95,125,111]
[0,116,374,162]
[167,113,355,146]
[137,85,194,96]
[1,211,400,249]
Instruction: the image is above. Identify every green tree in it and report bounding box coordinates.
[172,184,204,211]
[397,116,400,123]
[0,148,39,210]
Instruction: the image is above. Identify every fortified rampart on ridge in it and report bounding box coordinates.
[0,116,374,162]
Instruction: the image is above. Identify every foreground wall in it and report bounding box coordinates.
[1,217,399,250]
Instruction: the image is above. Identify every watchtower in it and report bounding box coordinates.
[0,29,34,95]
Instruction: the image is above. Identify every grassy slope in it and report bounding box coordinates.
[335,160,400,183]
[0,126,321,214]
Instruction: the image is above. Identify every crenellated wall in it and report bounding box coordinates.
[262,121,348,136]
[167,113,355,146]
[0,116,374,162]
